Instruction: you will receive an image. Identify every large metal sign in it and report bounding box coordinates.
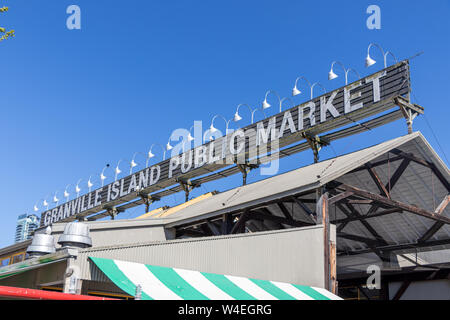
[41,61,411,226]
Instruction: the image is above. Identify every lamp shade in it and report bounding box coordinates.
[234,112,242,122]
[262,99,271,109]
[292,86,301,96]
[328,70,338,80]
[365,54,376,67]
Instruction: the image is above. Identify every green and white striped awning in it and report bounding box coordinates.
[90,257,342,300]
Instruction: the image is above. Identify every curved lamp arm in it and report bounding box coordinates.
[345,68,361,84]
[234,103,254,122]
[87,174,95,191]
[210,114,233,138]
[147,143,166,167]
[262,90,281,110]
[310,82,327,99]
[251,108,266,124]
[187,125,196,142]
[100,164,111,186]
[75,179,83,196]
[63,184,71,199]
[384,51,398,67]
[114,159,131,181]
[280,97,295,112]
[328,61,346,82]
[130,152,146,174]
[34,197,49,212]
[366,43,385,67]
[293,76,312,97]
[53,191,60,206]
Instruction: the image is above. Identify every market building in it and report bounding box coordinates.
[0,59,448,300]
[0,131,448,300]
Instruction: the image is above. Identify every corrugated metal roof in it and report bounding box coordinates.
[161,132,441,228]
[63,132,449,259]
[333,132,450,252]
[79,132,448,233]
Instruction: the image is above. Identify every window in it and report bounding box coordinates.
[1,258,10,266]
[12,253,25,264]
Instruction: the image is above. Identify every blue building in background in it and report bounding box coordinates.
[14,214,40,243]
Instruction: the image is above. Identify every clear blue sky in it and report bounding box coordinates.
[1,0,449,248]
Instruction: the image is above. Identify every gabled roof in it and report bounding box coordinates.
[46,132,449,258]
[158,132,449,230]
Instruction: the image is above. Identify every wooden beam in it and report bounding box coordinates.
[435,195,450,215]
[200,224,213,236]
[251,210,309,228]
[344,202,389,246]
[291,196,315,217]
[277,202,293,220]
[357,286,371,300]
[366,162,390,198]
[390,149,432,168]
[338,238,450,256]
[317,193,331,291]
[417,221,444,243]
[417,196,450,242]
[365,158,411,217]
[330,241,337,295]
[347,199,375,205]
[392,281,411,300]
[348,155,404,174]
[337,232,381,246]
[329,191,354,204]
[230,211,248,234]
[390,149,450,192]
[221,214,232,235]
[177,228,207,237]
[206,221,221,236]
[332,208,402,224]
[341,183,450,225]
[386,158,411,195]
[286,198,317,204]
[336,201,389,246]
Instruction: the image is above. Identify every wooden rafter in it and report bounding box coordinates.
[340,184,450,225]
[390,149,450,192]
[365,162,391,198]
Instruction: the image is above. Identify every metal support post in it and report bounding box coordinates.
[177,178,200,202]
[236,162,259,186]
[394,96,424,134]
[302,133,329,163]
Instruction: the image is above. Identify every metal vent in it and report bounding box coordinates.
[58,222,92,249]
[26,226,56,258]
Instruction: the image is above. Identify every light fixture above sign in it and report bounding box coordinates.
[366,43,398,68]
[36,49,412,226]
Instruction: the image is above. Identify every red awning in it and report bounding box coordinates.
[0,285,118,300]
